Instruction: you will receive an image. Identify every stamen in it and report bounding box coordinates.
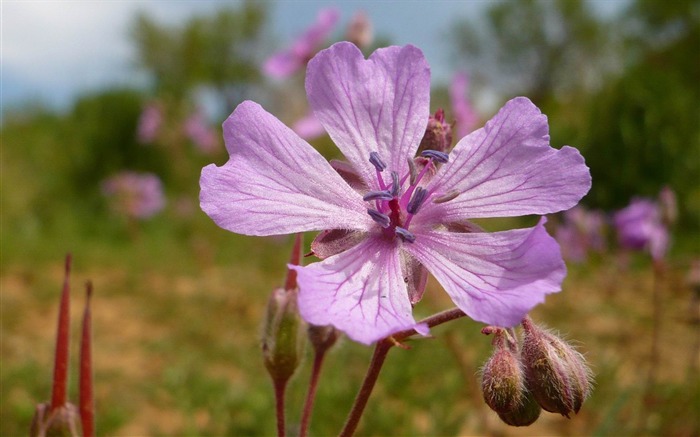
[433,190,460,204]
[367,209,391,228]
[390,171,400,197]
[363,190,394,201]
[407,187,428,214]
[420,150,449,163]
[395,227,416,243]
[407,158,418,186]
[369,151,387,172]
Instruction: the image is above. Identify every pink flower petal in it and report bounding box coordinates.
[306,42,431,187]
[263,8,340,79]
[421,97,591,222]
[292,237,419,345]
[292,112,326,140]
[200,101,371,236]
[450,71,479,138]
[404,218,566,327]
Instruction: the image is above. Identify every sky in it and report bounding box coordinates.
[2,0,627,113]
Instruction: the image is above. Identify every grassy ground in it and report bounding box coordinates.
[3,216,699,436]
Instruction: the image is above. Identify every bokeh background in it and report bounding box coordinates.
[3,0,699,435]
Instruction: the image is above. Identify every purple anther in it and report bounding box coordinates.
[369,151,387,172]
[407,187,428,214]
[367,209,391,228]
[420,150,449,164]
[390,171,400,197]
[363,190,394,201]
[395,227,416,243]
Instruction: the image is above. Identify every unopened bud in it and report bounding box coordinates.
[308,324,339,354]
[417,109,453,155]
[496,390,542,427]
[521,318,593,418]
[480,327,541,427]
[30,402,81,437]
[262,288,306,384]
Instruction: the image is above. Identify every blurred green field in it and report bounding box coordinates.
[3,214,699,435]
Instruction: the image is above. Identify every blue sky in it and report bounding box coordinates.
[2,0,627,113]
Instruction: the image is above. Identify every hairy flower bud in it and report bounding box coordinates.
[308,324,339,354]
[30,402,81,437]
[262,288,306,384]
[417,109,453,155]
[521,318,592,418]
[497,391,542,427]
[481,327,541,427]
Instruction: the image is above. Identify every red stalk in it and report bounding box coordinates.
[79,281,95,437]
[50,254,72,411]
[284,233,303,291]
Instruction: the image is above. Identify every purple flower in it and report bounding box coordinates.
[102,171,165,220]
[450,71,479,139]
[184,108,218,154]
[136,102,162,144]
[292,111,326,141]
[555,206,606,262]
[613,198,669,260]
[345,11,373,49]
[263,8,340,79]
[200,43,591,344]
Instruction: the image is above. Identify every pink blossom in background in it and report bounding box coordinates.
[345,11,373,49]
[201,43,591,344]
[555,206,606,262]
[102,171,165,220]
[613,198,669,260]
[184,108,218,154]
[450,71,479,138]
[658,185,678,225]
[263,8,340,79]
[292,112,326,140]
[136,103,163,144]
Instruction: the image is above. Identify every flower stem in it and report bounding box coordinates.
[79,282,95,437]
[299,350,327,437]
[338,339,392,437]
[273,379,287,437]
[647,259,665,389]
[51,254,72,411]
[339,307,467,437]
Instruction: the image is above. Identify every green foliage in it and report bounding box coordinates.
[131,1,266,109]
[452,0,612,104]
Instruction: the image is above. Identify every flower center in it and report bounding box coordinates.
[364,150,448,243]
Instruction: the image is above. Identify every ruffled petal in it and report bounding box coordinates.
[293,237,420,345]
[421,97,591,222]
[200,101,371,236]
[404,218,566,327]
[306,42,431,186]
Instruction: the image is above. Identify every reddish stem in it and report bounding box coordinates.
[285,234,303,291]
[80,282,95,437]
[338,340,392,437]
[273,379,287,437]
[50,254,72,411]
[299,350,327,437]
[338,307,466,437]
